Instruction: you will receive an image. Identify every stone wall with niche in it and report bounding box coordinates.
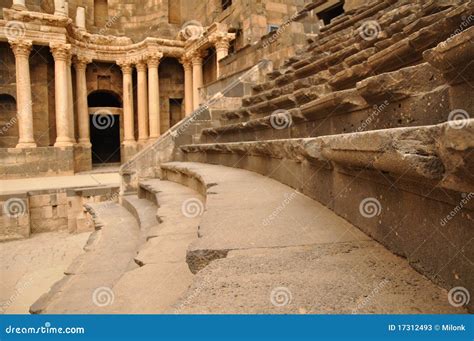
[159,58,184,133]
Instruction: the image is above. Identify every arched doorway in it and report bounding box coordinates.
[87,90,122,165]
[0,94,18,148]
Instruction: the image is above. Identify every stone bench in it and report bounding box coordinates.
[159,161,370,274]
[176,120,474,311]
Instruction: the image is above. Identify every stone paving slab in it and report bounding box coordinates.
[171,241,467,314]
[0,231,90,314]
[30,202,141,314]
[0,173,120,195]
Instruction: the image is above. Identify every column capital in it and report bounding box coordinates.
[135,59,147,72]
[50,42,71,61]
[73,55,91,69]
[9,39,32,57]
[117,59,134,74]
[179,56,193,70]
[209,32,235,51]
[145,51,163,68]
[190,50,207,65]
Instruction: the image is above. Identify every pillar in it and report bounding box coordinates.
[66,57,75,143]
[191,52,204,110]
[76,7,86,31]
[215,39,231,78]
[136,60,149,143]
[51,42,74,147]
[9,39,36,148]
[146,52,163,140]
[74,56,91,146]
[117,59,135,145]
[181,57,193,116]
[54,0,67,17]
[11,0,26,10]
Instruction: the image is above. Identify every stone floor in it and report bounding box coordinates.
[0,231,90,314]
[0,172,120,194]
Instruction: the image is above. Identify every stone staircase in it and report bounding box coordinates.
[31,161,466,314]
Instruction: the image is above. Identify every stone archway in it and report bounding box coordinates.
[87,90,122,165]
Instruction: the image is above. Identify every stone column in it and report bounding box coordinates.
[180,57,193,116]
[215,39,231,78]
[54,0,67,16]
[136,60,149,143]
[146,52,163,140]
[117,60,135,145]
[51,43,74,147]
[11,0,26,10]
[66,57,76,143]
[74,56,91,146]
[191,52,204,110]
[9,39,36,148]
[76,7,86,31]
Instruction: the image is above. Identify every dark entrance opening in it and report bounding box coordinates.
[87,90,122,165]
[89,113,121,164]
[317,2,345,26]
[88,91,122,108]
[169,98,183,127]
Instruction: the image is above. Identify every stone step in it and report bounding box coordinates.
[160,161,371,273]
[170,241,464,314]
[98,179,203,313]
[30,179,205,314]
[183,119,474,193]
[246,0,465,102]
[200,61,448,144]
[158,162,467,314]
[121,194,159,231]
[30,202,141,314]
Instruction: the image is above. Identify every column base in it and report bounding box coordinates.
[54,141,74,147]
[78,139,92,148]
[11,4,27,11]
[16,142,36,148]
[122,140,137,146]
[121,141,138,162]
